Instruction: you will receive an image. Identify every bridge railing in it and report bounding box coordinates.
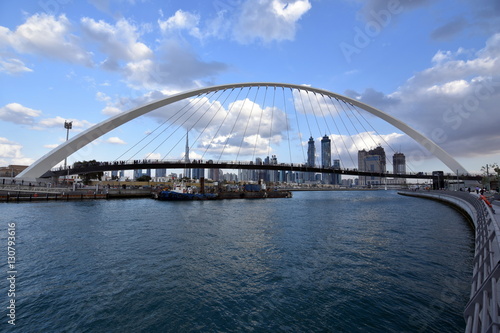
[49,159,481,179]
[462,194,500,333]
[399,190,500,332]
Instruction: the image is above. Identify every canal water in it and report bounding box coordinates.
[1,190,473,332]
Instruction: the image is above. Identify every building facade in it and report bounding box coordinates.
[392,152,406,184]
[321,135,332,184]
[358,146,387,186]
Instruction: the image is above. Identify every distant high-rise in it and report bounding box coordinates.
[358,146,387,186]
[208,167,220,181]
[184,131,191,179]
[393,152,406,184]
[333,159,341,185]
[133,169,143,180]
[156,168,167,178]
[307,136,316,182]
[393,153,406,174]
[270,155,278,183]
[307,136,315,167]
[321,135,331,168]
[192,167,204,179]
[321,135,332,184]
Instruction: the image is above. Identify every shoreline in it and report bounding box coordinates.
[0,187,394,202]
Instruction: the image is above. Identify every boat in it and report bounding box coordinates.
[156,183,217,201]
[155,182,291,201]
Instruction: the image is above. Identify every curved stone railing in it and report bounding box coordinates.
[398,190,500,332]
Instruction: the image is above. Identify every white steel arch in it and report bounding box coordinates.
[17,82,468,179]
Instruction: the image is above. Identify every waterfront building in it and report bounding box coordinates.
[0,165,28,177]
[270,155,279,183]
[192,167,204,180]
[255,157,267,182]
[156,168,167,178]
[208,164,220,181]
[133,169,143,180]
[358,146,387,186]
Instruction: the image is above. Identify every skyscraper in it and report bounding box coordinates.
[321,135,332,184]
[321,135,331,168]
[333,159,341,185]
[184,131,191,179]
[307,136,316,182]
[393,152,406,184]
[156,168,167,178]
[270,155,278,183]
[192,166,204,179]
[393,153,406,174]
[307,136,315,167]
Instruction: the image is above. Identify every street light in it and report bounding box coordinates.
[64,121,72,183]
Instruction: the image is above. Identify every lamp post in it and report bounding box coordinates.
[64,121,72,184]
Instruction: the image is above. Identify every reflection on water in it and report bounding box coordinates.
[1,190,474,332]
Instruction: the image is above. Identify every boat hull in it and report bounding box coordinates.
[157,191,217,201]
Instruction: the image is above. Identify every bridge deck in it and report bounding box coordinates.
[45,160,482,181]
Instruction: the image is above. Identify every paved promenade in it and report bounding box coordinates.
[398,190,500,333]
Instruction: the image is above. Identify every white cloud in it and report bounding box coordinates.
[124,40,227,90]
[0,58,32,75]
[106,136,126,144]
[43,144,60,149]
[158,10,201,39]
[81,17,152,69]
[0,137,34,165]
[80,15,226,90]
[0,103,41,124]
[146,152,162,160]
[96,91,111,102]
[37,116,93,129]
[234,0,312,44]
[0,14,93,66]
[102,105,123,116]
[149,95,290,158]
[426,80,469,95]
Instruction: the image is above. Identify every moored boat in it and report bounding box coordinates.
[156,183,217,201]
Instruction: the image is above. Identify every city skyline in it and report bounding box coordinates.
[0,1,499,175]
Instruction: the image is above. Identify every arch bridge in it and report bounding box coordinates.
[17,82,471,181]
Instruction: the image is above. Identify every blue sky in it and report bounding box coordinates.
[0,0,499,176]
